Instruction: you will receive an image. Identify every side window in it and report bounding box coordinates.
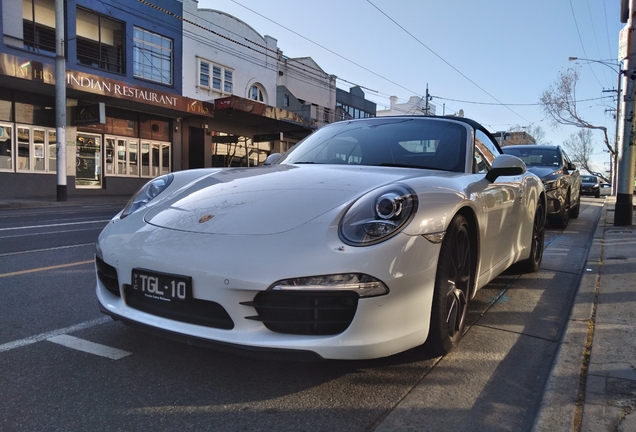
[474,130,499,172]
[561,149,574,169]
[474,148,489,174]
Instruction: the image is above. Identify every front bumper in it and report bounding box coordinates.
[580,186,599,196]
[96,218,441,360]
[544,190,563,216]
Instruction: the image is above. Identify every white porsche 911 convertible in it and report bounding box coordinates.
[95,116,546,360]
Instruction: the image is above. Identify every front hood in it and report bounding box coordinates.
[526,166,563,180]
[143,165,450,235]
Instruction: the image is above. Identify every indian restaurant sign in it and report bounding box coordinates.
[0,53,214,117]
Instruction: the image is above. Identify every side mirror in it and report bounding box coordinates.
[486,154,526,183]
[264,153,282,165]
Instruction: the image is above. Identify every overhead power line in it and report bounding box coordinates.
[365,0,531,124]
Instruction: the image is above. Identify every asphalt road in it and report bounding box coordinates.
[0,198,604,432]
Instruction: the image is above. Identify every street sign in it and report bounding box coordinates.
[71,103,105,125]
[619,25,630,61]
[211,135,239,143]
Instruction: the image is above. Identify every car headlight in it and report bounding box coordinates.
[271,274,389,297]
[120,174,174,219]
[339,184,418,246]
[543,179,559,192]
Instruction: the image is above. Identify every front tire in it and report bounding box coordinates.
[569,191,580,219]
[425,214,474,356]
[517,199,545,273]
[549,191,570,229]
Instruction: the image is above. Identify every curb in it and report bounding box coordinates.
[532,198,609,431]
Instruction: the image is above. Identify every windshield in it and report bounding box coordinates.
[502,147,561,167]
[277,118,468,172]
[581,175,597,182]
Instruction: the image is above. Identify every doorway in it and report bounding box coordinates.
[189,127,205,169]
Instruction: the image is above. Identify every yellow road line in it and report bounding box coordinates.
[0,260,94,278]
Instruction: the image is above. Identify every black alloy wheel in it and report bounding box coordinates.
[425,214,473,356]
[517,199,545,273]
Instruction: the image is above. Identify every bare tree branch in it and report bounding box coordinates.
[539,68,616,183]
[539,68,614,156]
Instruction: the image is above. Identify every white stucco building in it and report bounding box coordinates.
[180,0,314,167]
[276,56,337,128]
[376,95,437,117]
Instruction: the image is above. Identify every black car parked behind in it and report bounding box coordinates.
[580,174,601,198]
[502,145,581,229]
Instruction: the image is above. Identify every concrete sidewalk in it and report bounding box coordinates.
[533,196,636,432]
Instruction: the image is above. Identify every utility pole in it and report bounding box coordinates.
[55,0,67,201]
[616,0,636,225]
[425,84,429,115]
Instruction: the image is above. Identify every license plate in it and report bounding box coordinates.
[131,269,192,302]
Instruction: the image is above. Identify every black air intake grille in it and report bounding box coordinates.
[95,257,120,297]
[242,290,359,336]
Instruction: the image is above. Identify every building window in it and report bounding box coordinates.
[76,8,125,73]
[105,135,170,178]
[198,59,233,94]
[249,84,265,102]
[133,27,173,85]
[0,123,13,171]
[76,134,101,187]
[283,94,289,107]
[23,0,56,54]
[12,125,57,173]
[199,61,210,87]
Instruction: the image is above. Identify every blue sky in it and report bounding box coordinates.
[198,0,622,174]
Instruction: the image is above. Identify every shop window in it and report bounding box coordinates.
[128,141,138,176]
[47,130,56,172]
[0,124,13,171]
[23,0,56,55]
[76,134,101,188]
[13,125,56,173]
[152,143,160,176]
[33,129,45,171]
[141,142,150,176]
[76,7,125,73]
[109,136,169,179]
[104,137,115,175]
[17,127,31,170]
[133,27,173,85]
[161,144,170,174]
[117,138,127,175]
